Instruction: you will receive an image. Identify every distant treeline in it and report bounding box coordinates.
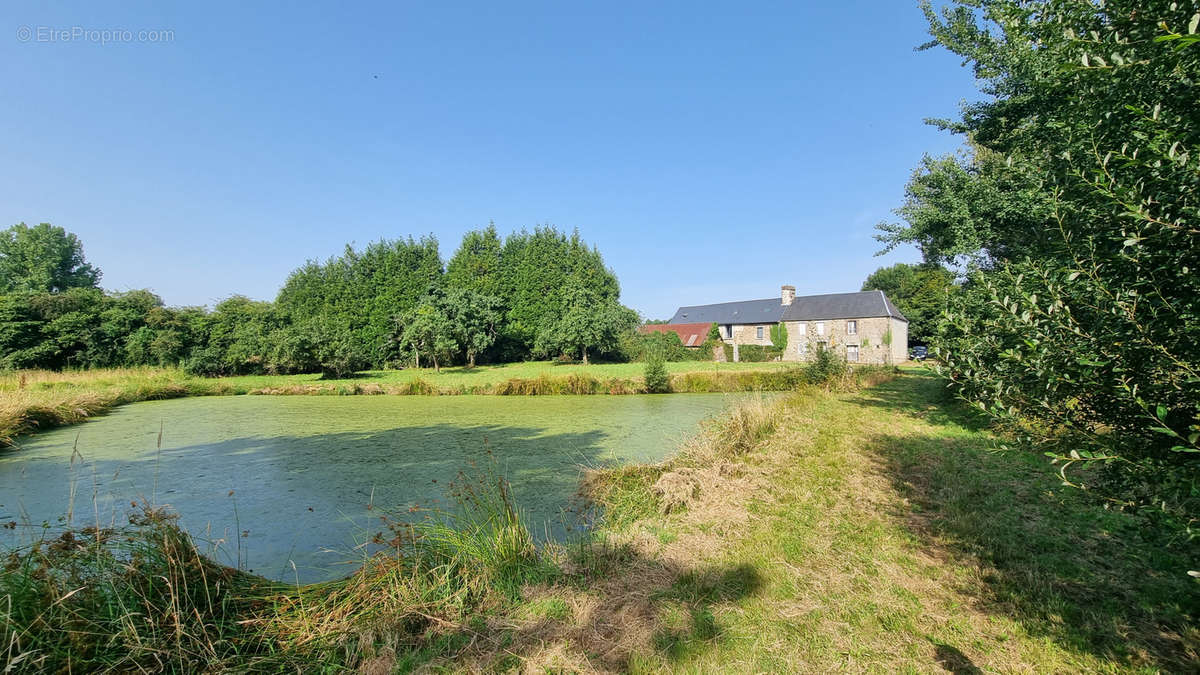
[0,222,648,375]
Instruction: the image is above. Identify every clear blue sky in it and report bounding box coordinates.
[3,1,977,320]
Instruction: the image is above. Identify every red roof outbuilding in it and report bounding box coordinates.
[639,322,711,348]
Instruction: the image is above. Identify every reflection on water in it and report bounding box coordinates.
[0,394,744,581]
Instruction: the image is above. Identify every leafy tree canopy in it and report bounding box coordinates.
[0,223,101,293]
[534,283,637,364]
[861,262,956,345]
[0,224,638,375]
[276,236,444,369]
[498,227,621,349]
[883,0,1200,531]
[445,222,503,298]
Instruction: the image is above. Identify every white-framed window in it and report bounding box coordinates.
[723,324,732,338]
[816,322,825,336]
[796,322,806,336]
[797,341,806,355]
[756,326,764,340]
[847,320,857,335]
[847,345,859,362]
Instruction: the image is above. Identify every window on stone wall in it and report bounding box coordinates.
[847,320,857,335]
[847,345,859,362]
[756,326,764,339]
[816,322,825,336]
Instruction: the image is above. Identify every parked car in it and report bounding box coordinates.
[909,345,928,361]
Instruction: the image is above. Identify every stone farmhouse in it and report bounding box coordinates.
[664,286,908,364]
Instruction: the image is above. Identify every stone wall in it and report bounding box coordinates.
[716,317,909,363]
[887,317,908,364]
[779,316,908,365]
[724,323,776,347]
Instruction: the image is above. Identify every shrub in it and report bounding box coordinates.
[643,344,670,393]
[882,0,1200,532]
[804,344,846,386]
[623,330,702,362]
[181,345,228,377]
[737,345,776,363]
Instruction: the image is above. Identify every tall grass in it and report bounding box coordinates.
[1,509,271,672]
[670,363,895,394]
[0,368,240,445]
[0,468,559,673]
[585,364,899,525]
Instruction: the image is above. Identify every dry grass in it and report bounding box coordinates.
[0,368,238,445]
[435,371,1197,673]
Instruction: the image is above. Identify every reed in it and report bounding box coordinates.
[0,469,558,673]
[488,372,633,396]
[0,509,274,672]
[0,374,236,445]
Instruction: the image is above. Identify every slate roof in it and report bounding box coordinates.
[783,290,907,322]
[669,298,785,325]
[669,290,906,325]
[639,322,711,347]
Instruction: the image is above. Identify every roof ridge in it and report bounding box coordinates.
[676,297,778,309]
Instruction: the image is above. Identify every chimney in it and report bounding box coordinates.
[781,285,795,306]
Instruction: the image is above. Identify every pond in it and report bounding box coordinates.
[0,394,746,582]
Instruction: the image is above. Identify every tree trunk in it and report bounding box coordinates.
[468,351,476,368]
[414,349,420,369]
[582,347,588,365]
[433,355,440,373]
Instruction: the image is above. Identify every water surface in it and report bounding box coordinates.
[0,394,742,581]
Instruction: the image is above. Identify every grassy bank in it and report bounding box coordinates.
[0,361,793,445]
[4,369,1195,672]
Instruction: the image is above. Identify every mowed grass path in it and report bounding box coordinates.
[449,372,1198,672]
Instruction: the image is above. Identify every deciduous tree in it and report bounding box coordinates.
[884,0,1200,530]
[0,223,101,293]
[861,262,956,345]
[535,283,637,364]
[443,288,503,368]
